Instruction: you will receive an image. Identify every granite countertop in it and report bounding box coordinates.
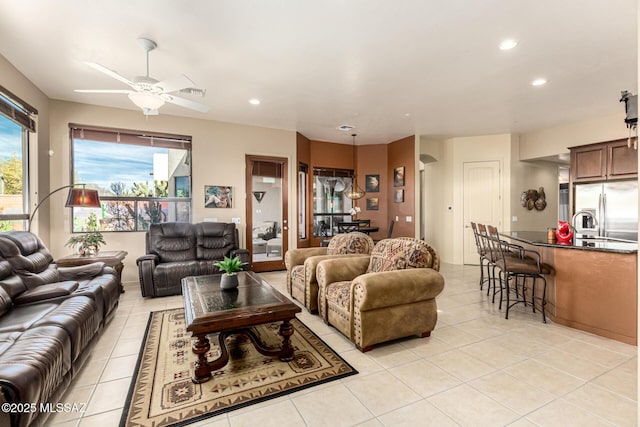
[502,231,638,254]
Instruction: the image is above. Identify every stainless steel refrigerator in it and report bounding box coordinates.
[574,180,638,241]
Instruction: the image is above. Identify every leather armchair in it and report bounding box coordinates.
[316,238,444,352]
[284,232,373,313]
[137,222,249,297]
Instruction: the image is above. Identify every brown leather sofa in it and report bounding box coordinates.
[0,231,121,427]
[137,222,250,297]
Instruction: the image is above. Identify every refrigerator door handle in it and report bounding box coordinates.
[598,193,603,237]
[602,193,607,237]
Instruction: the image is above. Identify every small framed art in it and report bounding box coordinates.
[394,189,404,203]
[366,197,379,210]
[365,174,380,192]
[205,185,233,208]
[393,166,405,187]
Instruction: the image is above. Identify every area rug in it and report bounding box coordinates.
[120,308,357,427]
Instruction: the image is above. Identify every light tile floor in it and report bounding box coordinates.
[48,264,637,426]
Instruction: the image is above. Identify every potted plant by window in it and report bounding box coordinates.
[214,255,247,290]
[66,212,106,256]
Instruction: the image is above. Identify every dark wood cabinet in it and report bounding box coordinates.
[608,139,638,179]
[570,139,637,183]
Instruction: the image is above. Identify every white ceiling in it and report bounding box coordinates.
[0,1,636,144]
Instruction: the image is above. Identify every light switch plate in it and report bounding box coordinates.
[406,216,412,222]
[232,217,241,224]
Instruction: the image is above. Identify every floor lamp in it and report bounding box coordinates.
[28,184,101,231]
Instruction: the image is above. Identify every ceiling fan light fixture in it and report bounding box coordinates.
[128,92,165,111]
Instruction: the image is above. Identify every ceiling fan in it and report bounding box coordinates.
[75,38,209,116]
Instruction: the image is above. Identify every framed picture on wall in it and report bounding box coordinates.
[394,189,404,203]
[205,185,233,208]
[393,166,405,187]
[366,197,379,210]
[365,174,380,192]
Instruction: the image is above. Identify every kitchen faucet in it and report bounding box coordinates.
[572,210,599,236]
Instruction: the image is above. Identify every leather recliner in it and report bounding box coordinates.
[0,232,120,323]
[0,231,121,427]
[137,222,250,297]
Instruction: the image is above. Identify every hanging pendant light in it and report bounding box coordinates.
[345,133,366,200]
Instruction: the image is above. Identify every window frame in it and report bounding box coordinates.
[0,85,36,227]
[69,124,192,233]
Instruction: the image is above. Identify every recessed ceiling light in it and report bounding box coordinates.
[249,98,261,105]
[404,113,411,117]
[531,78,547,87]
[499,39,518,50]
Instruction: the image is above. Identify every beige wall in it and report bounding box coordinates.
[47,100,296,283]
[510,138,559,231]
[421,110,632,265]
[519,112,628,160]
[0,53,50,242]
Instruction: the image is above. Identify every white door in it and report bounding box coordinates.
[463,161,501,264]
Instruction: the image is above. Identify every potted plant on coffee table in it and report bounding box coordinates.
[214,255,247,290]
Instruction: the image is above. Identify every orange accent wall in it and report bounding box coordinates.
[310,140,355,170]
[387,136,415,238]
[297,135,415,246]
[356,144,388,241]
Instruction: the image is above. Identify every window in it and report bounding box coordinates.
[0,86,36,231]
[312,167,355,237]
[70,124,192,232]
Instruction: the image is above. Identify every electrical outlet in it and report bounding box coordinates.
[395,216,399,221]
[512,216,518,222]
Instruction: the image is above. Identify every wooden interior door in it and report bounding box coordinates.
[245,155,288,272]
[463,161,501,264]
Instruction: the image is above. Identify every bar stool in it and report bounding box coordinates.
[485,225,553,322]
[470,222,491,291]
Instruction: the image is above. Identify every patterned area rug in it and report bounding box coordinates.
[120,308,357,427]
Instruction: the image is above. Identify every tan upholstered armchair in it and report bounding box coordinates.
[284,232,374,313]
[316,238,444,352]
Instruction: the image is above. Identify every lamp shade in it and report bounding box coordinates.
[65,188,101,208]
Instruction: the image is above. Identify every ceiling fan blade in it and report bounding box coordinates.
[153,74,194,94]
[74,89,133,94]
[163,94,209,113]
[85,62,135,87]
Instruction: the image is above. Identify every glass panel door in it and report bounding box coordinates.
[246,155,288,272]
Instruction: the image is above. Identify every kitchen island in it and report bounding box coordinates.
[502,231,637,345]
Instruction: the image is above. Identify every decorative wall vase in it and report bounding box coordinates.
[521,186,547,211]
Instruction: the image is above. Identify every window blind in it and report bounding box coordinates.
[0,85,37,132]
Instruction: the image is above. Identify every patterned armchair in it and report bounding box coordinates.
[284,232,374,313]
[316,238,444,352]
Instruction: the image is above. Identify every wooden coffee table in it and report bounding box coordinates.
[182,271,302,384]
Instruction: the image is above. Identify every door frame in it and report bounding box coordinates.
[462,160,502,265]
[245,155,289,272]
